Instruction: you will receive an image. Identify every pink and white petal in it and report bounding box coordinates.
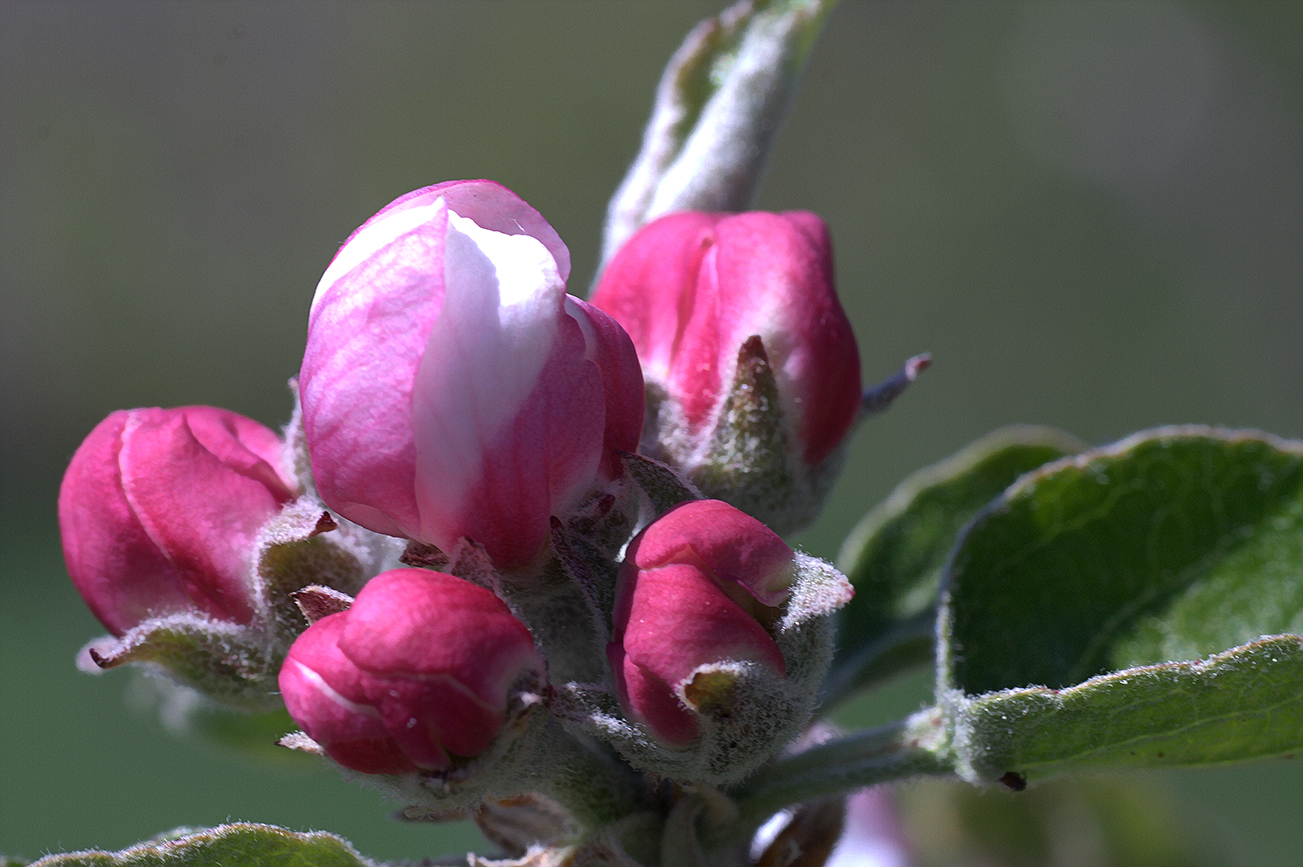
[566,297,645,478]
[301,203,453,538]
[411,214,601,567]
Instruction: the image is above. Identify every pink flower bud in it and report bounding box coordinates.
[590,211,862,531]
[276,613,418,775]
[278,568,542,773]
[58,406,298,635]
[607,500,795,745]
[300,180,643,569]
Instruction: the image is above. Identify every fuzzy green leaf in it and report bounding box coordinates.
[827,426,1083,700]
[28,824,376,867]
[948,635,1303,783]
[939,426,1303,781]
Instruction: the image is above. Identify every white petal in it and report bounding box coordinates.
[410,210,566,542]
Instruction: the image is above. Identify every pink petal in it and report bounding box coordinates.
[279,614,419,775]
[59,410,193,634]
[628,500,795,607]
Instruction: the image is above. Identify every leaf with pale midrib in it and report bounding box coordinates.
[938,427,1303,781]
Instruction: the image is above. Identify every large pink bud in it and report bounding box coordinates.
[278,568,543,774]
[59,406,298,635]
[301,180,643,570]
[590,211,861,533]
[591,210,860,466]
[607,500,795,745]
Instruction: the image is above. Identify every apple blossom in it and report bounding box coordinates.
[590,210,861,533]
[58,406,298,635]
[607,500,795,745]
[300,180,643,570]
[279,568,543,774]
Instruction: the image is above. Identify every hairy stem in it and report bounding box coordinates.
[710,708,955,849]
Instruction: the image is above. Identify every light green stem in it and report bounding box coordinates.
[711,709,955,849]
[820,607,937,709]
[539,727,648,830]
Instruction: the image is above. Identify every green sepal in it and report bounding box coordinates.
[642,335,844,538]
[253,497,371,644]
[81,616,278,713]
[689,335,822,537]
[622,447,702,517]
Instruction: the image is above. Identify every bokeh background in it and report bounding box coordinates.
[2,1,1300,863]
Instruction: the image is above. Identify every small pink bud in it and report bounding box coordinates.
[278,568,543,773]
[59,406,298,635]
[591,210,861,467]
[607,500,794,745]
[301,180,643,569]
[277,613,418,775]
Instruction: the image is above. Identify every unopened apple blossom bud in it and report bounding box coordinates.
[277,613,417,775]
[540,504,850,784]
[607,500,794,746]
[591,211,861,535]
[301,180,644,570]
[279,568,544,774]
[59,406,298,635]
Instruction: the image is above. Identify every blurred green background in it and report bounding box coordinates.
[2,1,1300,863]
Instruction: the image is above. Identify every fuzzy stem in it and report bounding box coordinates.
[820,607,937,709]
[710,709,955,849]
[538,728,648,830]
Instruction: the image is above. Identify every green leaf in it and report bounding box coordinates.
[826,426,1083,700]
[948,635,1303,783]
[28,824,377,867]
[938,426,1303,781]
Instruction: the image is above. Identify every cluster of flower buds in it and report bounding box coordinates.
[59,179,865,812]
